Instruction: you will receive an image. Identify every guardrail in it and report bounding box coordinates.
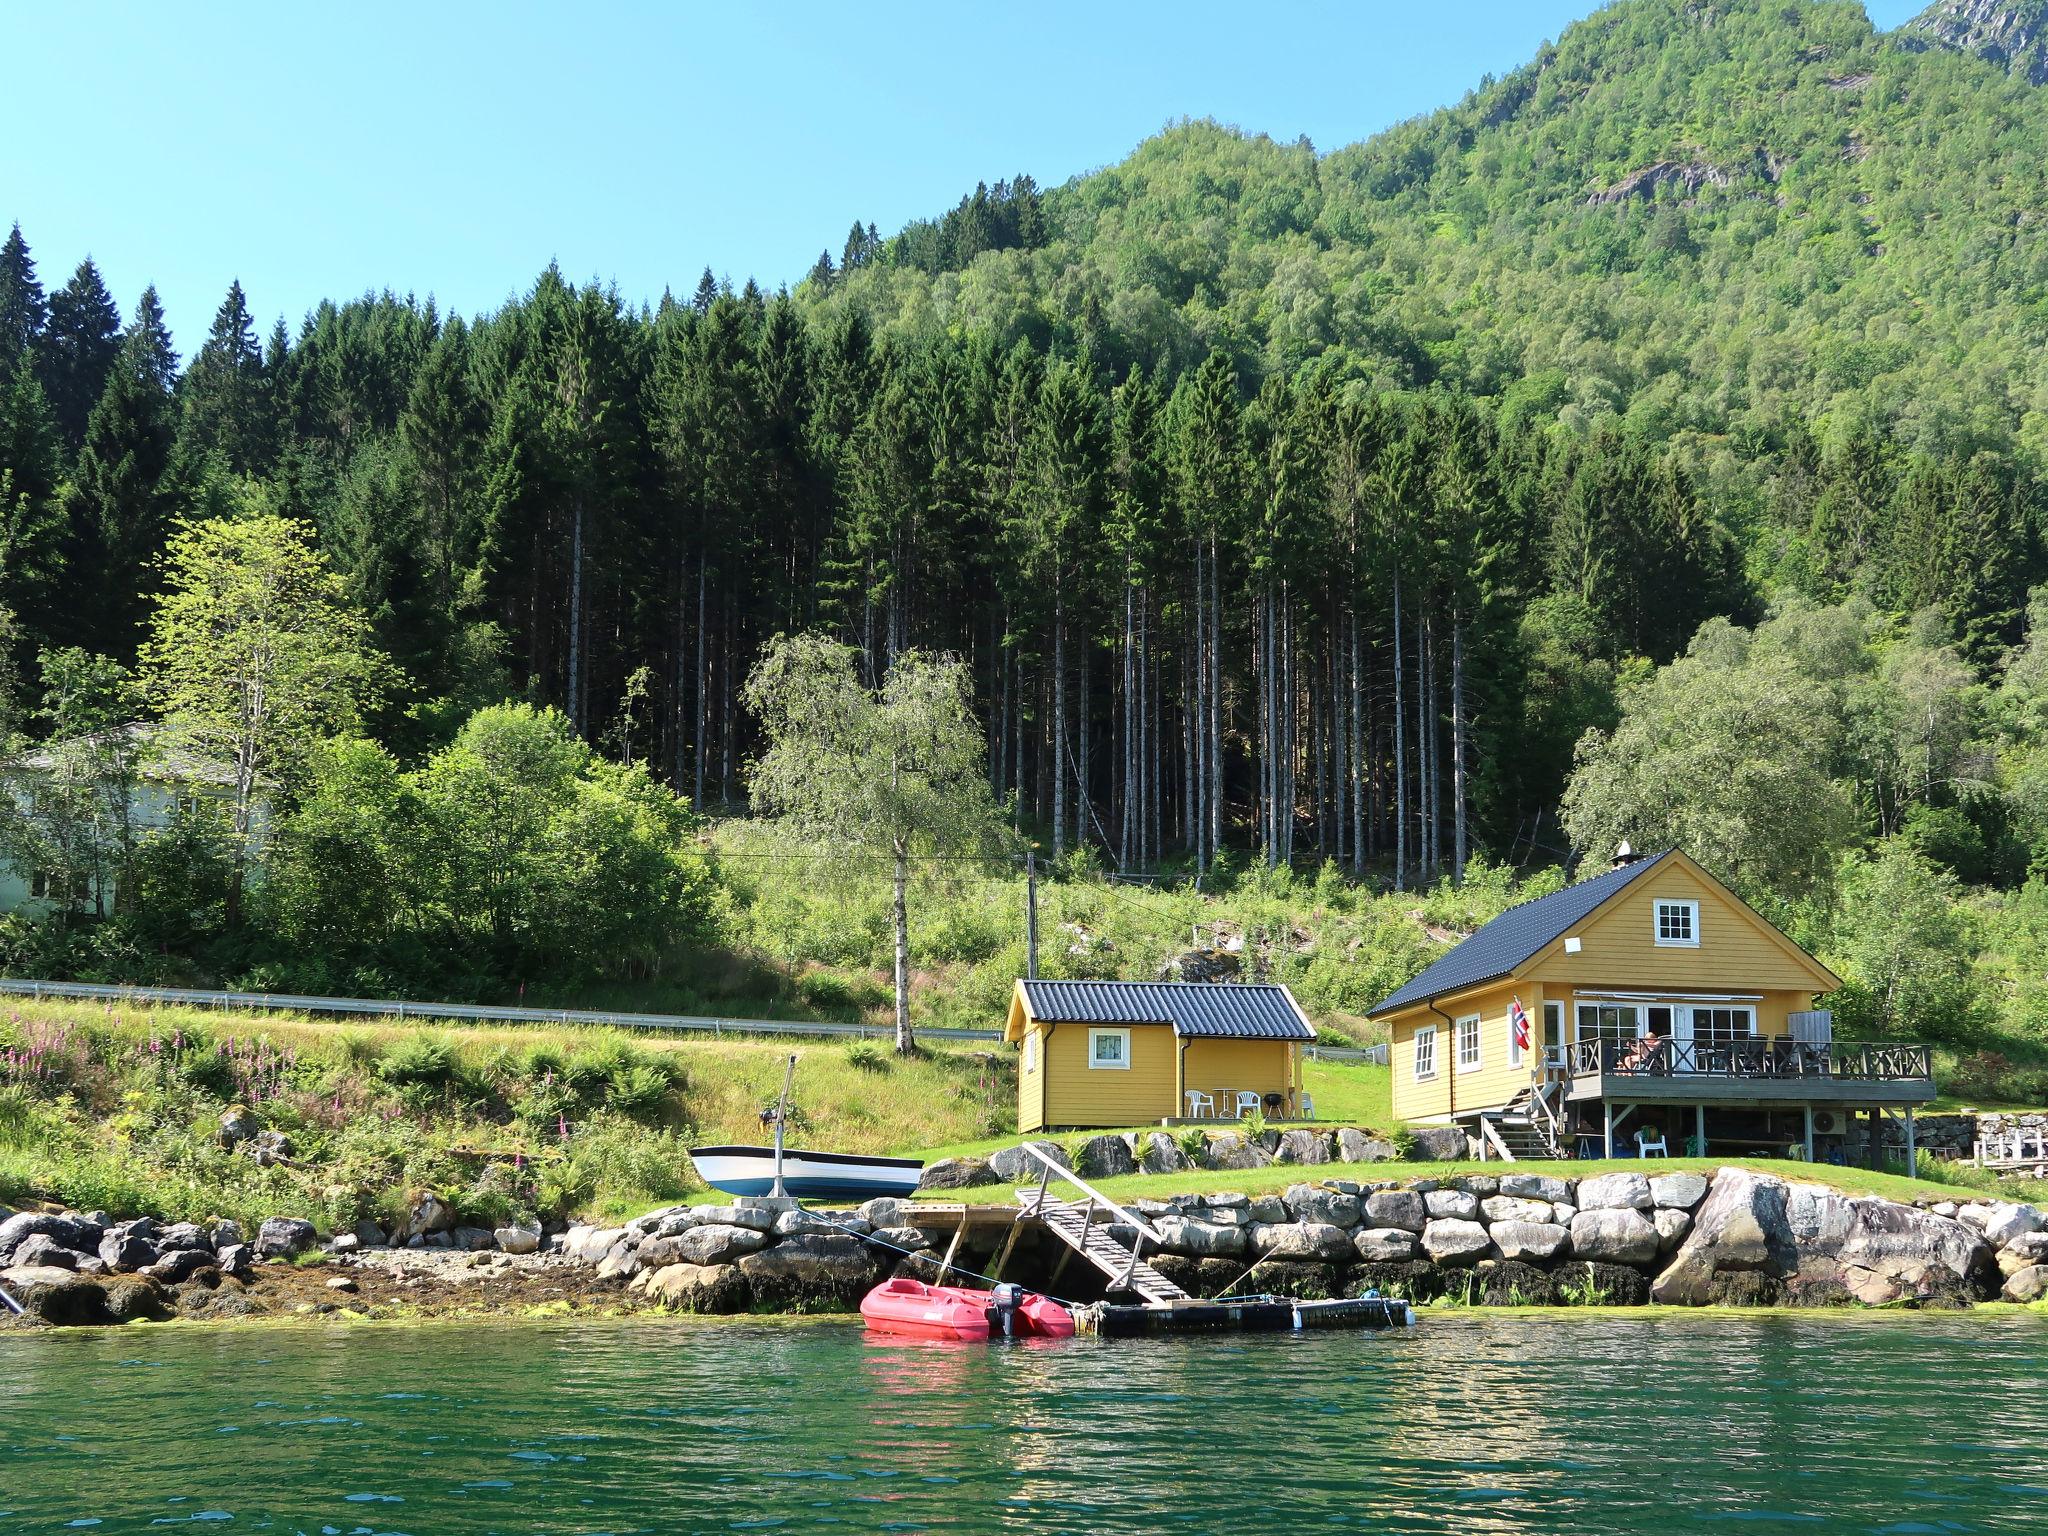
[1306,1043,1390,1065]
[0,976,1002,1043]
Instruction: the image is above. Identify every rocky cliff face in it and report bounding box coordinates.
[1902,1,2048,85]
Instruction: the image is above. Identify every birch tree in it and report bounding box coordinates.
[139,515,390,911]
[744,632,1008,1052]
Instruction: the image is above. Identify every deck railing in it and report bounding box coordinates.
[1566,1036,1933,1082]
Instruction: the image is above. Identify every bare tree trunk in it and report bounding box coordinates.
[892,839,914,1054]
[1052,575,1066,861]
[1453,607,1467,882]
[1208,538,1222,867]
[1191,546,1206,870]
[1121,577,1134,870]
[1350,608,1364,874]
[1078,618,1091,853]
[567,497,585,734]
[1393,570,1407,891]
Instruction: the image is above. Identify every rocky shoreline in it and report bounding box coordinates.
[5,1164,2047,1329]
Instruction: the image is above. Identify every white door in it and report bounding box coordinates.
[1673,1005,1696,1073]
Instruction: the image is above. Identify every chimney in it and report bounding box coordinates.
[1612,840,1639,869]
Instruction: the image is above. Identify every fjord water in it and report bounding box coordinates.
[4,1314,2046,1535]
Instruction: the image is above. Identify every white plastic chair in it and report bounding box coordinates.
[1635,1127,1669,1158]
[1184,1089,1215,1119]
[1298,1092,1315,1121]
[1234,1090,1262,1119]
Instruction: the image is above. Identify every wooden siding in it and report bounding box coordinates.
[1390,980,1542,1124]
[1040,1020,1178,1127]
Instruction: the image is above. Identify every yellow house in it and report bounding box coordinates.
[1367,848,1938,1165]
[1005,979,1315,1133]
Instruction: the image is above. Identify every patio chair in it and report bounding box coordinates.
[1298,1092,1315,1121]
[1184,1089,1215,1119]
[1635,1127,1670,1158]
[1233,1090,1262,1119]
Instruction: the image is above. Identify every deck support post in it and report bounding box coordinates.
[1695,1104,1706,1157]
[1803,1104,1814,1164]
[934,1221,967,1286]
[990,1219,1025,1283]
[1603,1100,1614,1159]
[1905,1106,1918,1179]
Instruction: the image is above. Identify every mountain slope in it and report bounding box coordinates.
[1905,1,2048,84]
[814,0,2048,473]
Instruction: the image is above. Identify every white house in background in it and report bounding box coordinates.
[0,723,270,917]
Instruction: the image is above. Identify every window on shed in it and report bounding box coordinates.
[1087,1028,1130,1070]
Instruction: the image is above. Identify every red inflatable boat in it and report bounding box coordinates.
[860,1278,1075,1341]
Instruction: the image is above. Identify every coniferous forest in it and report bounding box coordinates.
[9,0,2048,1075]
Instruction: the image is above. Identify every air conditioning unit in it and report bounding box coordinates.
[1811,1110,1844,1135]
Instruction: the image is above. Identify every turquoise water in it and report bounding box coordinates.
[3,1312,2046,1534]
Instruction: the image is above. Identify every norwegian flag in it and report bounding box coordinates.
[1510,996,1532,1054]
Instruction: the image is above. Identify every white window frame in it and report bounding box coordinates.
[1023,1031,1039,1074]
[1456,1013,1482,1073]
[1413,1024,1437,1081]
[1086,1028,1131,1071]
[1654,899,1700,947]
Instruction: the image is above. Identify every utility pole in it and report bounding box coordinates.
[1025,847,1039,980]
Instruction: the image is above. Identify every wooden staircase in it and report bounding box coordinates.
[1013,1144,1189,1304]
[1480,1080,1568,1162]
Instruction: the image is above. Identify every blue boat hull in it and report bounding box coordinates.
[689,1145,925,1203]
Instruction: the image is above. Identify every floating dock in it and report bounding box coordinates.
[1076,1294,1413,1337]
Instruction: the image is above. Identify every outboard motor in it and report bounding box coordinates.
[989,1282,1026,1338]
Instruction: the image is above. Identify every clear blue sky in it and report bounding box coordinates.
[6,1,1929,355]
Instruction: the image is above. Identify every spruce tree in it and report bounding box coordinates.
[691,267,718,315]
[40,259,123,451]
[180,279,269,474]
[0,224,47,386]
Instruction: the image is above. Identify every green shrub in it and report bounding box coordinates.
[845,1041,890,1074]
[376,1034,459,1089]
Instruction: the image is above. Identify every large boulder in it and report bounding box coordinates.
[1499,1173,1572,1203]
[1282,1184,1361,1228]
[1980,1202,2045,1248]
[145,1248,220,1285]
[11,1234,81,1271]
[563,1225,627,1264]
[495,1223,542,1256]
[916,1158,998,1192]
[1,1266,113,1326]
[1152,1214,1248,1259]
[1409,1126,1468,1161]
[1249,1221,1354,1263]
[1577,1172,1653,1212]
[1075,1135,1137,1180]
[988,1141,1070,1182]
[1652,1169,1995,1307]
[1273,1130,1334,1166]
[1196,1133,1273,1171]
[2003,1264,2048,1304]
[1653,1209,1694,1254]
[215,1243,254,1280]
[702,1204,780,1234]
[1481,1195,1554,1227]
[672,1224,772,1267]
[1491,1221,1572,1263]
[1363,1189,1427,1234]
[737,1234,885,1310]
[254,1217,316,1260]
[1569,1209,1660,1266]
[641,1261,751,1313]
[0,1211,102,1267]
[1650,1172,1710,1211]
[1353,1227,1421,1262]
[1138,1132,1189,1175]
[157,1222,210,1253]
[102,1274,173,1323]
[1424,1189,1479,1221]
[1336,1128,1397,1163]
[98,1231,159,1273]
[1420,1218,1493,1267]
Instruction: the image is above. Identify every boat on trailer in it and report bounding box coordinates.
[689,1054,924,1201]
[689,1144,924,1201]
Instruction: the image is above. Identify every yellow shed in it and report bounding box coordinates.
[1004,979,1315,1133]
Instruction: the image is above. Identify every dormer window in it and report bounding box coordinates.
[1655,899,1700,947]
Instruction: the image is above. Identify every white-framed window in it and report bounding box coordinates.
[1087,1028,1131,1070]
[1456,1013,1482,1072]
[1654,899,1700,947]
[1413,1024,1437,1081]
[1023,1031,1039,1074]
